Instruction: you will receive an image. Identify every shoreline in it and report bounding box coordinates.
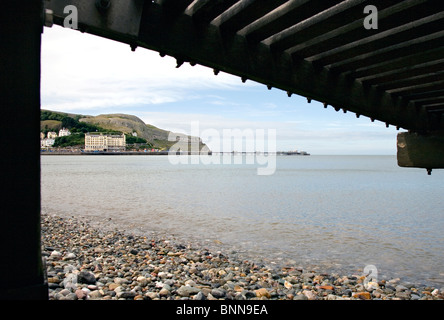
[41,214,443,301]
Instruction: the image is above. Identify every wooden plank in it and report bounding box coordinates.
[136,3,433,132]
[213,0,287,35]
[377,72,444,92]
[287,0,433,57]
[406,89,444,101]
[241,0,335,43]
[389,80,444,96]
[345,47,444,79]
[327,30,444,73]
[423,103,444,109]
[358,59,444,85]
[414,96,444,107]
[186,0,239,24]
[310,13,444,67]
[265,0,403,52]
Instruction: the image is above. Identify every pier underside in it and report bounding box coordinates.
[1,0,443,299]
[43,0,444,171]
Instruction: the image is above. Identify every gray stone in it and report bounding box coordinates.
[118,291,136,299]
[64,252,76,260]
[244,291,257,298]
[193,291,206,300]
[64,293,78,300]
[177,285,201,297]
[48,283,60,289]
[396,285,408,292]
[294,294,308,300]
[162,284,172,291]
[114,277,129,285]
[50,250,62,258]
[89,290,103,299]
[59,288,71,296]
[211,288,226,298]
[159,288,170,296]
[396,292,410,299]
[164,279,175,286]
[78,270,96,284]
[146,292,159,300]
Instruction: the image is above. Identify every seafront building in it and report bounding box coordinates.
[40,138,55,148]
[40,128,71,149]
[58,128,71,137]
[47,131,57,139]
[84,132,126,152]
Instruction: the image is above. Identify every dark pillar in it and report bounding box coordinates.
[0,1,47,299]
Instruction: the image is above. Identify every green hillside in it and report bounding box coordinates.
[40,110,209,151]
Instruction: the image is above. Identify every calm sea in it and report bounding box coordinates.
[41,155,444,287]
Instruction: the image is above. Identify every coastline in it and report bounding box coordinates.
[41,214,443,301]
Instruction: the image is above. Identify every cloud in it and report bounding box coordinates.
[40,26,398,155]
[41,26,255,112]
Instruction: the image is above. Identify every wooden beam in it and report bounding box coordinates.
[136,3,433,132]
[264,0,364,51]
[424,103,444,109]
[330,31,444,73]
[390,80,444,96]
[358,59,444,85]
[241,0,331,43]
[265,0,369,52]
[310,13,444,67]
[287,0,433,58]
[406,89,444,101]
[186,0,239,24]
[414,96,444,107]
[377,72,444,92]
[213,0,287,36]
[346,47,444,79]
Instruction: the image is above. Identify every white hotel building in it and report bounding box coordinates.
[84,132,126,152]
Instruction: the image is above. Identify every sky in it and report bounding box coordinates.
[40,25,400,155]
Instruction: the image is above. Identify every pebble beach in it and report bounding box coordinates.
[42,214,444,301]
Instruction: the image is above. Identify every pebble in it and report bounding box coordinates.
[77,271,96,285]
[41,214,444,301]
[255,288,271,299]
[352,292,372,300]
[302,290,317,300]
